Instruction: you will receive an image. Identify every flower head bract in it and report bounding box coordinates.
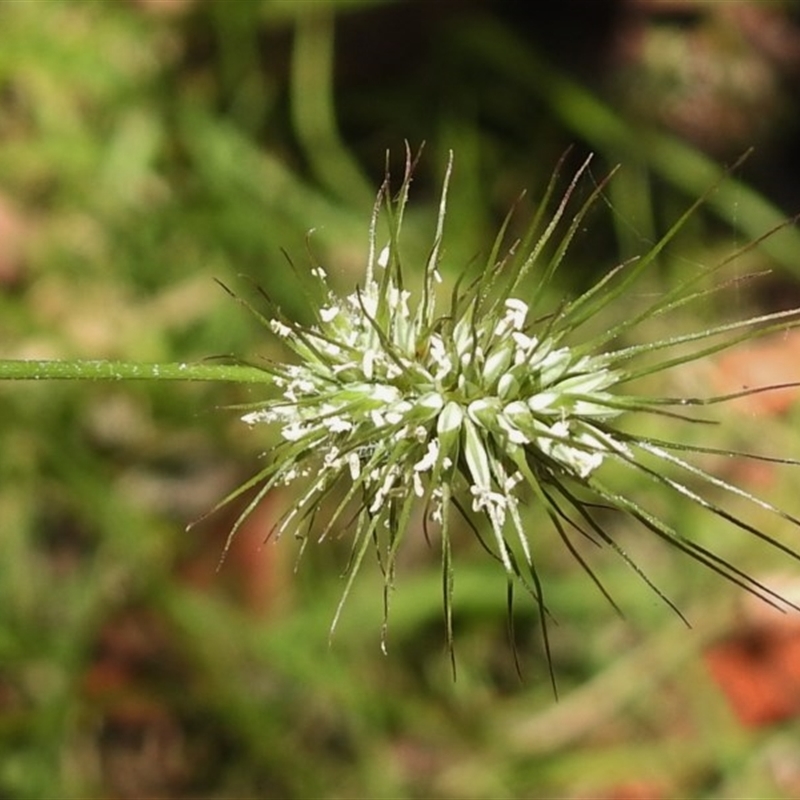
[210,148,800,682]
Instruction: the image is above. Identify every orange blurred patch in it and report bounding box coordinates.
[0,194,28,289]
[704,576,800,727]
[178,489,288,616]
[596,781,664,800]
[709,331,800,416]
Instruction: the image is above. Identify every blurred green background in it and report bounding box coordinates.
[3,0,800,797]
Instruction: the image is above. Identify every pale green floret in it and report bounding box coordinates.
[242,254,635,655]
[437,400,464,437]
[244,262,627,525]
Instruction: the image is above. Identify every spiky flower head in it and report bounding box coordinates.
[215,149,800,678]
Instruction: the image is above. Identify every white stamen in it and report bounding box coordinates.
[320,306,339,323]
[270,320,293,338]
[414,439,440,473]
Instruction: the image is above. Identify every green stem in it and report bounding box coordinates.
[0,359,271,383]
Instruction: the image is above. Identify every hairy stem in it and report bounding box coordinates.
[0,359,270,383]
